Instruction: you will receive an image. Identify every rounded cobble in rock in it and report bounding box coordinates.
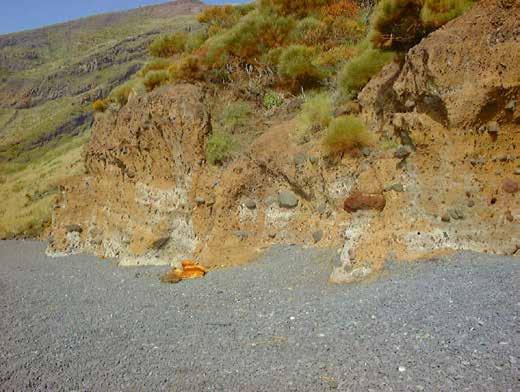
[502,178,519,194]
[195,197,205,205]
[312,230,324,243]
[233,231,249,240]
[294,153,307,167]
[278,191,299,209]
[244,199,257,210]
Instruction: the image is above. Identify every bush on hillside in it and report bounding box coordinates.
[143,70,170,91]
[197,4,255,31]
[260,0,329,16]
[202,11,295,67]
[109,83,134,106]
[206,131,235,165]
[298,92,334,133]
[277,45,324,87]
[138,58,171,77]
[185,30,208,52]
[289,17,327,46]
[421,0,475,27]
[219,101,252,131]
[321,0,360,17]
[92,99,108,113]
[338,47,395,97]
[371,0,475,51]
[323,115,371,155]
[316,44,357,68]
[168,55,201,81]
[149,32,187,58]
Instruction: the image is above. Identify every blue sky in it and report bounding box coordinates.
[0,1,248,35]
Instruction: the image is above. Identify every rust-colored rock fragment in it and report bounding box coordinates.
[503,178,519,194]
[343,192,386,213]
[160,260,208,283]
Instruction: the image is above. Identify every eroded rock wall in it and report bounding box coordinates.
[49,0,519,279]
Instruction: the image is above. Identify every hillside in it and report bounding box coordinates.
[0,0,205,237]
[46,0,519,278]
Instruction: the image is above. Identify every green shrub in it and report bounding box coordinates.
[297,92,334,133]
[261,47,284,67]
[263,91,284,110]
[370,0,475,51]
[206,131,235,165]
[168,55,201,81]
[202,11,295,67]
[185,30,208,53]
[260,0,329,16]
[143,70,170,91]
[149,32,187,58]
[219,101,252,131]
[338,47,395,97]
[109,83,134,106]
[138,58,171,77]
[289,17,326,45]
[323,115,371,155]
[277,45,324,86]
[421,0,475,27]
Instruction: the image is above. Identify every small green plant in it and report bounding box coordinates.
[206,131,235,165]
[277,45,324,87]
[109,83,134,106]
[143,70,170,91]
[289,17,326,45]
[219,101,252,131]
[338,47,395,98]
[149,32,187,58]
[323,115,371,155]
[297,92,334,133]
[263,91,284,110]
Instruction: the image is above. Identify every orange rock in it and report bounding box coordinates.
[160,261,207,283]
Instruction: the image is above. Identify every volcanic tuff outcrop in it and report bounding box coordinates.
[48,0,519,280]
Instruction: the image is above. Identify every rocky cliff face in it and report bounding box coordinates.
[48,0,519,280]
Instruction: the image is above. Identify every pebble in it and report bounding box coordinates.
[312,230,324,243]
[294,153,307,167]
[278,190,299,209]
[398,366,406,372]
[244,199,257,210]
[233,231,249,240]
[195,197,205,205]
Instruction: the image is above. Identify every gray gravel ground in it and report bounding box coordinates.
[0,240,519,391]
